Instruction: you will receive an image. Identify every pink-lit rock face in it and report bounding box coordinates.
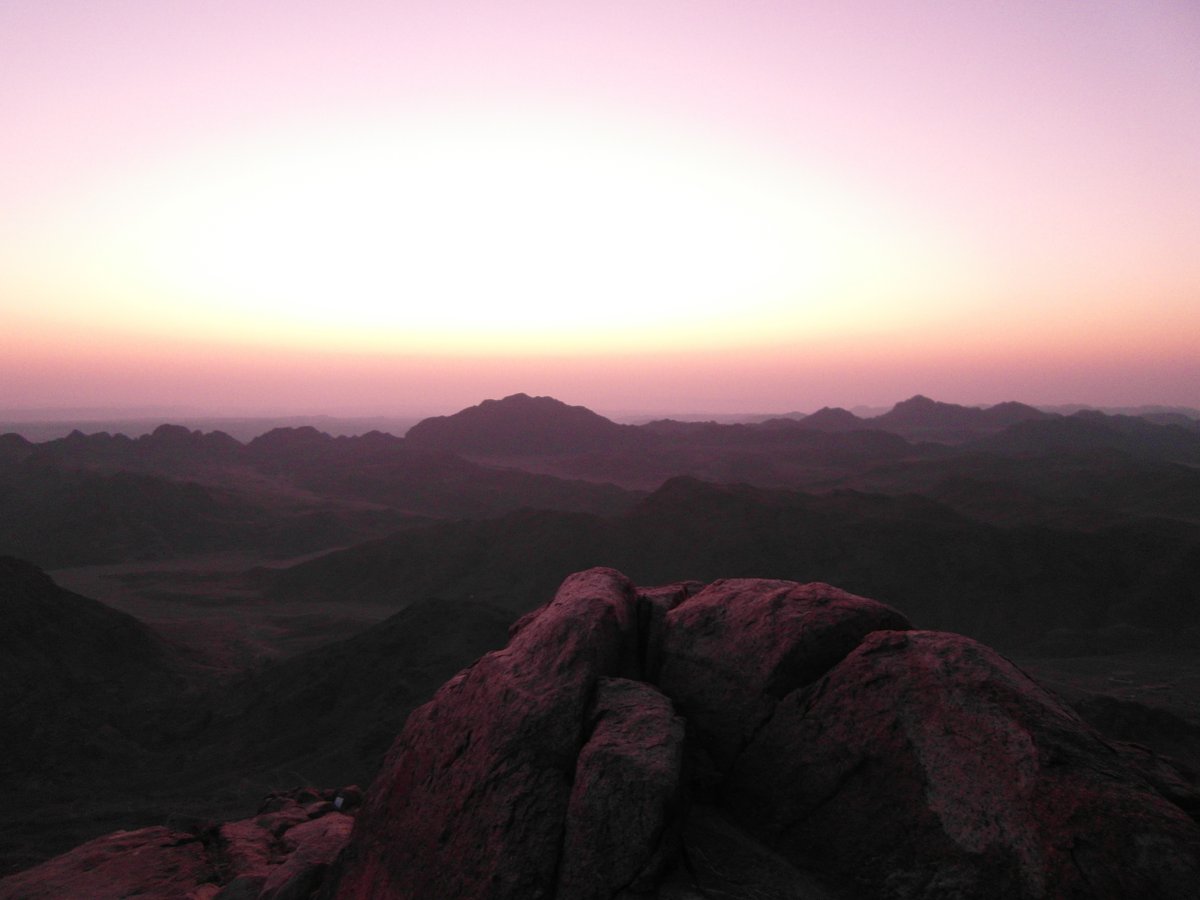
[556,677,685,899]
[334,567,642,900]
[659,578,912,768]
[6,570,1200,899]
[334,570,1200,898]
[0,826,212,900]
[0,788,358,900]
[726,629,1200,898]
[259,813,353,900]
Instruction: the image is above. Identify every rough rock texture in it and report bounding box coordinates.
[0,826,214,900]
[659,579,912,769]
[9,570,1200,899]
[257,813,352,900]
[332,569,1200,899]
[556,677,685,899]
[335,568,641,899]
[0,788,357,900]
[726,629,1200,899]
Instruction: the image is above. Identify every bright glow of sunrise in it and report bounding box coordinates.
[2,1,1198,412]
[9,113,968,353]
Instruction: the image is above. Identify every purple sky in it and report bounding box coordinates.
[2,1,1198,415]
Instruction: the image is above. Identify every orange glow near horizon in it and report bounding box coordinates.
[2,3,1198,414]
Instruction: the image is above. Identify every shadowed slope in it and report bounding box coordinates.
[187,596,516,790]
[267,476,1200,651]
[0,557,187,787]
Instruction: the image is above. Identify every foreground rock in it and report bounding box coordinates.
[727,629,1200,898]
[0,826,214,900]
[556,677,685,899]
[658,578,912,769]
[0,788,358,900]
[335,568,642,899]
[332,569,1200,898]
[6,569,1200,899]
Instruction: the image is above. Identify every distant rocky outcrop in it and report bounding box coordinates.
[405,393,647,456]
[869,395,1049,442]
[791,405,866,431]
[6,569,1200,898]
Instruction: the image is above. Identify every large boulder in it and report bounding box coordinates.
[556,677,685,899]
[726,629,1200,898]
[658,579,911,769]
[335,573,1200,899]
[334,568,642,899]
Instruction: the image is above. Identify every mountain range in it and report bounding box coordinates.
[1,391,1198,882]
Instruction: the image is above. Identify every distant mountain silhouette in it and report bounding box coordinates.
[790,406,866,431]
[870,395,1049,441]
[980,399,1056,426]
[30,424,241,476]
[265,475,1200,652]
[244,424,334,458]
[6,392,1200,884]
[1142,412,1200,431]
[405,393,647,455]
[408,398,913,489]
[976,411,1200,463]
[837,448,1200,529]
[242,426,636,520]
[0,424,638,566]
[6,395,1200,569]
[0,434,32,464]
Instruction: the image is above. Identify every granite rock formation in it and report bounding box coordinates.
[333,569,1200,898]
[0,787,359,900]
[5,569,1199,898]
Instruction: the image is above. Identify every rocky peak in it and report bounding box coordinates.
[794,406,865,430]
[404,393,643,456]
[331,569,1200,898]
[6,569,1199,898]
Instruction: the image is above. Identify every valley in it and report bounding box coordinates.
[2,393,1199,883]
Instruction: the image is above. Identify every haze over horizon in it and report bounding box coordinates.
[4,1,1198,414]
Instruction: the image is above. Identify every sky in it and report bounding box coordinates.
[2,1,1198,417]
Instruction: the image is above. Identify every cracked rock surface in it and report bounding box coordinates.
[0,788,359,900]
[6,569,1200,899]
[333,568,1200,898]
